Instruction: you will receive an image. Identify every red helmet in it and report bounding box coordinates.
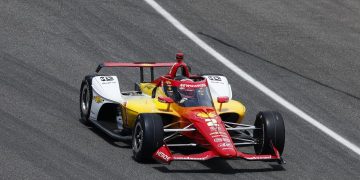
[178,79,195,98]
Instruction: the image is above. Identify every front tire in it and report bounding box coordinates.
[132,114,164,162]
[253,111,285,155]
[80,79,93,125]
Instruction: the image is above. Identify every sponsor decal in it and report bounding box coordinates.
[174,155,209,161]
[101,81,115,84]
[140,63,151,67]
[210,132,227,136]
[165,81,172,85]
[247,155,272,160]
[211,135,229,139]
[156,151,171,162]
[223,138,231,142]
[179,83,206,88]
[196,112,216,118]
[205,118,219,127]
[218,143,231,147]
[208,112,216,117]
[209,127,225,133]
[209,127,218,131]
[213,137,231,143]
[93,96,103,103]
[143,84,154,90]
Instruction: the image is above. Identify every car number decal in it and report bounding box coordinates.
[208,76,222,81]
[100,76,114,81]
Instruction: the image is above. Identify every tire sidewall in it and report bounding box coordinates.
[132,116,145,160]
[80,79,93,125]
[254,111,285,155]
[132,114,164,162]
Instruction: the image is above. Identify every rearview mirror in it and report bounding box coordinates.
[158,96,174,104]
[217,96,229,103]
[217,96,229,112]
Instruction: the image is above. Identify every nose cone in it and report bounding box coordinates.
[210,135,237,158]
[186,110,237,158]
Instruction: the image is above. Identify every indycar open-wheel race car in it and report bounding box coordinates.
[80,53,285,164]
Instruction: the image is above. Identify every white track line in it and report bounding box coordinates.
[144,0,360,156]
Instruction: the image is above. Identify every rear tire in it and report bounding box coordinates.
[80,78,93,125]
[253,111,285,155]
[132,114,164,162]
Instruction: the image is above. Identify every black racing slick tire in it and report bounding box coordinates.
[132,114,164,162]
[253,111,285,155]
[79,77,93,125]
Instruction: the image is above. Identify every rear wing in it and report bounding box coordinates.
[95,61,175,82]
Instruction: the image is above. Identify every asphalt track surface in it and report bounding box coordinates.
[0,0,359,179]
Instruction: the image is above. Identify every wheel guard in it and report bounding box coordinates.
[153,143,282,164]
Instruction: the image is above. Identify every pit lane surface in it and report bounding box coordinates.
[0,0,359,179]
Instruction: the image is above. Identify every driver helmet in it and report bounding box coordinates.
[178,78,195,98]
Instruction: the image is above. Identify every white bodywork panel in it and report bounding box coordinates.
[92,76,123,103]
[90,91,118,120]
[89,76,124,120]
[202,75,232,100]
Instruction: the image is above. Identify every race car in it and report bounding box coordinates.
[79,53,285,164]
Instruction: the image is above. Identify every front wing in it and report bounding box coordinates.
[153,143,284,164]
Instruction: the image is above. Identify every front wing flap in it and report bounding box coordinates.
[153,143,283,164]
